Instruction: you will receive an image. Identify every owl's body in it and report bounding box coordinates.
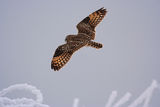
[65,33,102,50]
[51,7,107,71]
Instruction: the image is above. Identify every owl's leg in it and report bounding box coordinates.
[87,41,103,49]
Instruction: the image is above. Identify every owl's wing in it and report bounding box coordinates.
[51,44,72,71]
[51,42,86,71]
[76,7,107,40]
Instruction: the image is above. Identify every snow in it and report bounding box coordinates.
[0,84,49,107]
[73,98,79,107]
[0,80,159,107]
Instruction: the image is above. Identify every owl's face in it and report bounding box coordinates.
[65,35,75,42]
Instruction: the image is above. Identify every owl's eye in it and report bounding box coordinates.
[65,38,67,41]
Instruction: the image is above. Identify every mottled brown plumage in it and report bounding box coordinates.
[51,7,107,71]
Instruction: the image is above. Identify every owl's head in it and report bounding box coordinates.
[65,35,75,42]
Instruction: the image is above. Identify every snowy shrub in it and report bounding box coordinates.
[0,80,159,107]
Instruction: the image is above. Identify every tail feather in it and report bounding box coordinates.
[87,41,103,49]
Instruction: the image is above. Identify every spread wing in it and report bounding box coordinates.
[51,44,72,71]
[51,42,86,71]
[77,7,107,40]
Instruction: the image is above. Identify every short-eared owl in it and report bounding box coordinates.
[51,7,107,71]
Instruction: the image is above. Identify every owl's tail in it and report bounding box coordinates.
[87,41,103,49]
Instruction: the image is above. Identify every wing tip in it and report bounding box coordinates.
[98,7,107,15]
[51,63,60,71]
[51,53,73,71]
[51,57,61,71]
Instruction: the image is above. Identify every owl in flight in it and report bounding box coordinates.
[51,7,107,71]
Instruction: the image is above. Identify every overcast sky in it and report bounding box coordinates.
[0,0,160,107]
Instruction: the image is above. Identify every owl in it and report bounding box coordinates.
[51,7,107,71]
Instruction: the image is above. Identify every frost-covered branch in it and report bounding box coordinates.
[0,80,159,107]
[0,84,49,107]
